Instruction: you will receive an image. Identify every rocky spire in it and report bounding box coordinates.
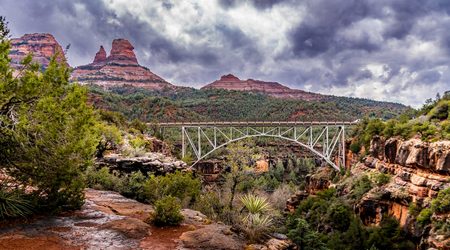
[93,45,107,64]
[107,39,138,65]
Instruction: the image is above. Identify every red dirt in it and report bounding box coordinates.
[0,234,79,250]
[139,224,198,250]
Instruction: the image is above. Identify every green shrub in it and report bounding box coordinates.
[431,188,450,213]
[371,173,391,186]
[152,195,184,226]
[350,141,361,154]
[144,171,201,206]
[85,166,122,191]
[119,171,146,201]
[193,191,224,220]
[351,175,373,201]
[417,208,432,227]
[428,100,450,121]
[327,202,352,231]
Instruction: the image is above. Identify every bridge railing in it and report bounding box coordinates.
[153,121,357,127]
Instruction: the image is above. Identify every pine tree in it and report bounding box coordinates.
[0,17,101,211]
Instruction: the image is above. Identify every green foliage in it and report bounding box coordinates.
[85,166,122,191]
[240,194,273,243]
[0,19,101,211]
[193,191,224,220]
[351,175,373,200]
[240,194,271,215]
[287,189,414,249]
[152,195,184,226]
[118,170,146,201]
[327,202,352,231]
[88,84,407,123]
[431,187,450,213]
[95,123,123,157]
[416,208,432,227]
[371,172,391,186]
[0,186,33,219]
[428,100,450,121]
[287,218,328,250]
[349,141,361,154]
[223,143,256,209]
[144,171,201,206]
[129,118,147,133]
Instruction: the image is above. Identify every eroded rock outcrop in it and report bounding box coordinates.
[356,137,450,248]
[97,153,187,175]
[9,33,67,70]
[202,74,323,101]
[71,39,173,90]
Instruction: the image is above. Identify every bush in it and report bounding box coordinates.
[351,175,373,201]
[431,188,450,214]
[85,166,122,191]
[144,171,201,206]
[371,173,391,186]
[152,195,184,226]
[417,208,432,227]
[193,191,224,220]
[119,171,146,201]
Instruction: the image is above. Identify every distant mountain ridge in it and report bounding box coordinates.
[202,74,323,101]
[7,33,407,116]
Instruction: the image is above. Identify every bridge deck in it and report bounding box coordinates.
[153,121,357,127]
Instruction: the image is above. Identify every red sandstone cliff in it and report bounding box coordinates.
[71,39,173,90]
[202,74,323,101]
[9,33,67,69]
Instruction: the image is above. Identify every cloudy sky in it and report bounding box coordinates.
[1,0,449,107]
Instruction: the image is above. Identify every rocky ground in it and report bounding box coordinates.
[0,189,290,250]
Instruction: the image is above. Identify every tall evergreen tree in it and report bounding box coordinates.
[0,17,101,210]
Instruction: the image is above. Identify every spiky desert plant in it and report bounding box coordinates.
[240,194,273,242]
[0,187,33,219]
[240,193,271,215]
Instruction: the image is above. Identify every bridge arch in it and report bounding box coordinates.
[189,133,341,171]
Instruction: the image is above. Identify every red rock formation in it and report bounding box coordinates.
[9,33,67,69]
[71,38,173,90]
[93,46,107,64]
[202,74,323,101]
[108,39,138,65]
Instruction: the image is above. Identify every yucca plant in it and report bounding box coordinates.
[0,187,34,219]
[240,194,271,215]
[240,194,273,242]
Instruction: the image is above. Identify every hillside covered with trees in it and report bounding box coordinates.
[88,85,408,122]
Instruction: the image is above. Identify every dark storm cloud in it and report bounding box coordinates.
[0,0,449,106]
[218,0,289,9]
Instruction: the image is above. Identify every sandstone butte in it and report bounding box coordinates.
[202,74,323,101]
[9,33,67,70]
[71,39,174,90]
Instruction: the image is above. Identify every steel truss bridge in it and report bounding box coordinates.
[156,121,356,171]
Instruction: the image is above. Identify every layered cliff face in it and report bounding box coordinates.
[355,137,450,248]
[9,33,67,69]
[71,39,173,90]
[202,74,323,101]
